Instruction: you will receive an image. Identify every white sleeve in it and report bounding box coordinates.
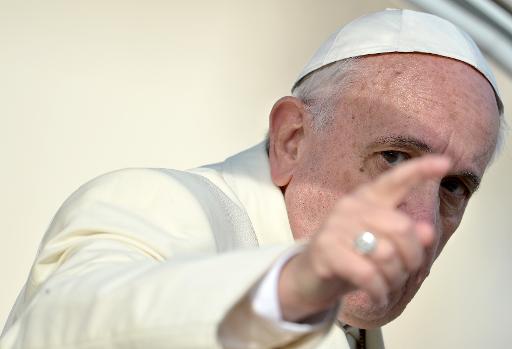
[217,246,339,349]
[251,246,338,332]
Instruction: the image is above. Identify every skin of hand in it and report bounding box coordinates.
[268,53,500,328]
[277,155,450,322]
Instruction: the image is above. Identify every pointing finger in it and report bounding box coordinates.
[357,155,451,208]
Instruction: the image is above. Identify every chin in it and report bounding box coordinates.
[338,291,400,329]
[339,273,427,329]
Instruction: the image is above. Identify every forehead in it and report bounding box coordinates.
[334,53,500,172]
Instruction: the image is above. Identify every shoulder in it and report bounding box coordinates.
[42,168,230,255]
[70,167,210,199]
[54,168,215,224]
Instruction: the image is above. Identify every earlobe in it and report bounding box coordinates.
[268,96,308,187]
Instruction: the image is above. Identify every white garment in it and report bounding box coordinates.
[0,142,383,349]
[252,245,336,333]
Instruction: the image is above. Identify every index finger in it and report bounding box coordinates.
[357,155,451,207]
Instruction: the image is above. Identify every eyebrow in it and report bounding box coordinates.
[373,135,482,193]
[374,135,433,153]
[458,171,481,193]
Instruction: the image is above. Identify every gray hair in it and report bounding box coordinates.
[291,58,359,131]
[264,58,358,153]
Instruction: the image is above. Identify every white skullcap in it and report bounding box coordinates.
[293,8,503,114]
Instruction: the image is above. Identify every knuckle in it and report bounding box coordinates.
[310,253,333,280]
[358,189,378,205]
[370,276,389,300]
[376,241,396,263]
[393,223,414,241]
[356,264,378,286]
[336,197,355,212]
[395,216,414,235]
[306,243,337,280]
[313,232,334,252]
[322,217,338,233]
[379,260,404,289]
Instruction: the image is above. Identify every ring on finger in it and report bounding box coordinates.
[354,231,378,255]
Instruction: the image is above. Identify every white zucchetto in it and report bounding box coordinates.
[294,8,503,114]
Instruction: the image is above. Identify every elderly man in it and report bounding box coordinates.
[0,8,503,349]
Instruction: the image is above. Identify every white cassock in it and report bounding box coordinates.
[0,142,384,349]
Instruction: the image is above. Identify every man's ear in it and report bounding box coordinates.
[268,96,308,187]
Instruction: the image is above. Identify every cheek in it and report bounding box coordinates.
[284,177,340,240]
[284,155,364,239]
[285,134,372,239]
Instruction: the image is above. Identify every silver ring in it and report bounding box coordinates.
[354,231,378,255]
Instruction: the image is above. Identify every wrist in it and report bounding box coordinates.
[278,252,343,322]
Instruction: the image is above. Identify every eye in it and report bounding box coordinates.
[380,151,410,166]
[441,177,469,198]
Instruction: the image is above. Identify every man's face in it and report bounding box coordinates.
[283,53,500,326]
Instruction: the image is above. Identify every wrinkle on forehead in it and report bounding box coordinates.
[331,53,499,169]
[341,53,498,113]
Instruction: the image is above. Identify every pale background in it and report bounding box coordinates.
[1,1,510,347]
